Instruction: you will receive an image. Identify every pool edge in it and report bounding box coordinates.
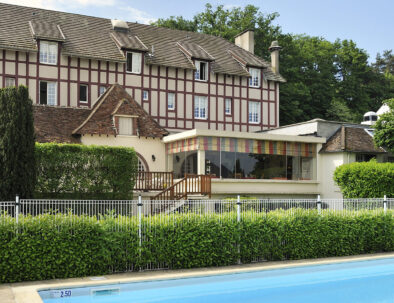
[9,252,394,303]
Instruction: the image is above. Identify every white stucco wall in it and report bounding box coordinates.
[81,135,167,172]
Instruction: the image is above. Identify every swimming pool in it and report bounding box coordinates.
[39,258,394,303]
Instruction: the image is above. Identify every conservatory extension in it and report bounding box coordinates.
[164,130,325,185]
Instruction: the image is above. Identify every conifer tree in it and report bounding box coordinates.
[0,86,35,200]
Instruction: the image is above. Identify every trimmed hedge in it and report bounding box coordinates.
[35,143,138,199]
[0,209,393,283]
[334,160,394,198]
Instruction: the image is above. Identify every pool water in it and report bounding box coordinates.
[40,258,394,303]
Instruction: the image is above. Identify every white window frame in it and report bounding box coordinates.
[39,41,58,65]
[39,81,57,106]
[249,68,261,88]
[79,84,88,103]
[225,98,232,115]
[194,96,208,119]
[168,92,175,110]
[126,51,142,74]
[118,117,133,136]
[195,60,208,81]
[5,77,15,87]
[248,101,260,124]
[143,90,149,101]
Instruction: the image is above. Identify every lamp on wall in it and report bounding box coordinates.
[152,155,156,162]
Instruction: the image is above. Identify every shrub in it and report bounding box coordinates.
[0,209,392,283]
[35,143,138,199]
[333,160,394,198]
[0,86,35,200]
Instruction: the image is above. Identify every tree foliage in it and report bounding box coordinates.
[153,4,394,125]
[373,98,394,152]
[0,86,35,200]
[334,160,394,198]
[35,143,138,199]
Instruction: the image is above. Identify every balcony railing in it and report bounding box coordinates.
[134,171,174,191]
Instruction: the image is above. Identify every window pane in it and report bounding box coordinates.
[39,42,48,63]
[80,85,88,102]
[99,86,106,95]
[126,53,133,72]
[47,82,57,105]
[48,43,57,64]
[119,117,133,135]
[200,62,206,80]
[249,68,260,87]
[5,77,15,87]
[40,82,48,105]
[173,151,197,178]
[249,101,260,123]
[132,52,141,73]
[205,151,220,177]
[143,90,149,100]
[225,98,231,114]
[168,93,175,109]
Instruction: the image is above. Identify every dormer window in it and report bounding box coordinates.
[195,60,208,81]
[39,41,58,65]
[126,51,142,74]
[249,68,260,87]
[118,117,133,135]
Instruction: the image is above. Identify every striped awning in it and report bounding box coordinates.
[167,136,316,157]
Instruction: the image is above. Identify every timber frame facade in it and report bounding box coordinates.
[0,3,285,133]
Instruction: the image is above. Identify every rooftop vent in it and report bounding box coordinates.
[111,19,129,31]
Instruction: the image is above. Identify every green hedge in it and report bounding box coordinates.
[0,209,393,283]
[333,160,394,198]
[35,143,138,199]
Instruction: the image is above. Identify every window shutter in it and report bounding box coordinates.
[132,118,138,136]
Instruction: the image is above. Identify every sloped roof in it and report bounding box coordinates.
[29,20,65,42]
[33,105,90,143]
[320,126,386,153]
[110,31,148,51]
[0,3,285,81]
[73,84,168,138]
[177,40,215,61]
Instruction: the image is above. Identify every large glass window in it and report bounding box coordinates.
[40,41,58,65]
[194,96,208,119]
[173,151,198,179]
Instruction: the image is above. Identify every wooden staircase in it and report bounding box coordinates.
[151,174,211,201]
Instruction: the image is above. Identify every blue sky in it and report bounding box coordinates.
[3,0,393,61]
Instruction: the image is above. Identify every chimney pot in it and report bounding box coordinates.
[269,40,282,74]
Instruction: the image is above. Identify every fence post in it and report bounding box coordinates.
[317,194,321,215]
[383,195,387,214]
[138,194,143,271]
[237,195,242,265]
[15,194,19,224]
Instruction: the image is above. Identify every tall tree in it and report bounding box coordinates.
[0,86,36,200]
[372,50,394,75]
[373,98,394,152]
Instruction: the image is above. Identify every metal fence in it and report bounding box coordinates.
[0,195,392,271]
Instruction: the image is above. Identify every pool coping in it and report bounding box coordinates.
[5,252,394,303]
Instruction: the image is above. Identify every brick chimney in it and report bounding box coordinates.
[268,41,282,74]
[234,30,254,54]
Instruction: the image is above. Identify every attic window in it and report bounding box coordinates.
[40,41,58,64]
[118,117,133,136]
[126,52,142,74]
[249,68,260,87]
[195,60,208,81]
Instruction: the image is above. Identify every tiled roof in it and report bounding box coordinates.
[110,31,148,51]
[29,20,65,42]
[33,105,90,143]
[0,3,285,81]
[73,84,168,138]
[177,40,215,61]
[320,126,386,153]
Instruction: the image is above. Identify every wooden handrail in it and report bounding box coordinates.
[151,174,211,201]
[134,171,174,191]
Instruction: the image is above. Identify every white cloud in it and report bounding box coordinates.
[124,6,157,24]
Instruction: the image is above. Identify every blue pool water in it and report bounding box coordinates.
[40,258,394,303]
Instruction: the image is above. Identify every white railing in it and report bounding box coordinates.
[1,195,392,271]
